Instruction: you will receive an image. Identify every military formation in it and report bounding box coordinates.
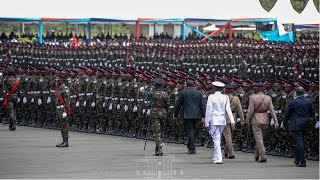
[0,38,318,160]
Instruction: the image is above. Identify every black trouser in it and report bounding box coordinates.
[184,119,198,151]
[294,130,306,164]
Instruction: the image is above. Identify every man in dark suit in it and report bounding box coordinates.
[284,86,315,167]
[174,80,205,154]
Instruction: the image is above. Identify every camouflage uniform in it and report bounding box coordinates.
[3,72,19,131]
[148,80,169,155]
[55,78,71,147]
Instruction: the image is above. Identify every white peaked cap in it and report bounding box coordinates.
[212,81,225,87]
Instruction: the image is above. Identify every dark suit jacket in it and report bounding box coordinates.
[173,87,205,119]
[284,96,315,131]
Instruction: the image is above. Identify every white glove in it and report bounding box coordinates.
[133,105,138,112]
[270,118,275,126]
[38,99,42,105]
[46,97,51,104]
[62,112,67,118]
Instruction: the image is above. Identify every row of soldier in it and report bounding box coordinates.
[0,64,318,160]
[0,38,319,80]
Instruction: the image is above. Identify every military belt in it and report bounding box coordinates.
[254,110,268,113]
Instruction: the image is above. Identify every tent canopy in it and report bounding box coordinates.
[0,0,283,19]
[1,0,318,24]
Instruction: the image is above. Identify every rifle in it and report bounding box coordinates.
[143,90,153,150]
[144,114,151,151]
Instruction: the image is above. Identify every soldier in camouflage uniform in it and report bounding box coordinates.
[135,73,149,139]
[282,81,295,158]
[242,80,255,153]
[306,81,319,161]
[94,70,107,134]
[148,78,169,156]
[2,67,19,131]
[164,79,177,143]
[194,80,207,147]
[55,75,71,148]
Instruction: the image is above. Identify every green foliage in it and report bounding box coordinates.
[18,37,37,43]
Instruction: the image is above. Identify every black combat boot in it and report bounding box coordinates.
[86,123,93,133]
[272,144,279,156]
[56,137,69,148]
[18,118,25,126]
[101,123,107,134]
[155,146,163,156]
[82,123,88,132]
[244,143,252,153]
[206,140,214,148]
[288,148,294,158]
[307,148,313,160]
[136,130,143,139]
[283,148,289,157]
[2,118,9,124]
[130,128,137,138]
[176,137,184,144]
[9,121,12,129]
[127,129,134,138]
[95,123,101,134]
[9,121,16,131]
[277,147,285,156]
[105,126,113,135]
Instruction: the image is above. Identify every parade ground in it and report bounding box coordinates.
[0,124,319,179]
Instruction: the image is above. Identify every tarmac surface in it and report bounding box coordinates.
[0,124,319,179]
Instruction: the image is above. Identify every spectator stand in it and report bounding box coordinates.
[0,17,40,43]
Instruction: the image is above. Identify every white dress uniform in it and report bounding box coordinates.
[205,82,235,164]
